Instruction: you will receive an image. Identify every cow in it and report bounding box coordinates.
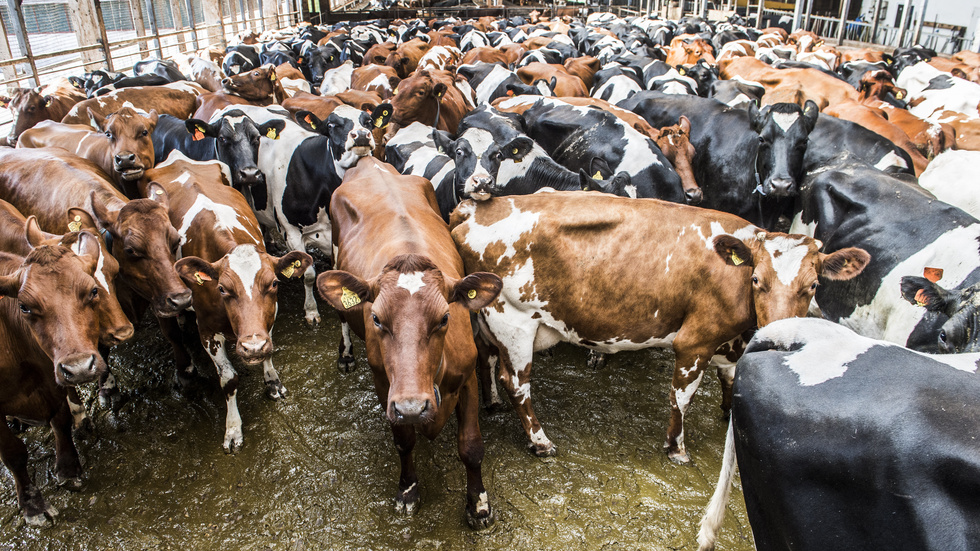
[212,102,391,326]
[319,60,354,95]
[708,77,765,109]
[0,240,108,526]
[856,70,953,158]
[719,56,857,109]
[351,64,401,99]
[315,156,502,528]
[385,69,476,142]
[61,81,205,125]
[173,53,223,92]
[151,110,286,190]
[222,45,261,75]
[456,62,552,105]
[516,62,589,97]
[620,91,819,228]
[385,37,433,78]
[804,113,916,174]
[697,317,980,551]
[146,151,312,452]
[17,106,158,196]
[896,61,980,120]
[591,66,645,104]
[789,154,980,353]
[193,65,286,121]
[919,150,980,219]
[449,191,868,462]
[823,100,930,175]
[0,147,191,320]
[0,78,86,146]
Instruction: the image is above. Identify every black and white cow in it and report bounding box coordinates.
[619,91,818,228]
[214,103,392,326]
[152,110,286,190]
[805,113,915,174]
[789,155,980,354]
[708,77,765,109]
[133,59,186,83]
[456,63,552,106]
[591,66,644,104]
[222,45,261,76]
[698,317,980,551]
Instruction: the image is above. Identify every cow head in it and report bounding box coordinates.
[41,211,133,346]
[677,60,716,96]
[221,64,278,101]
[714,232,870,327]
[857,70,909,107]
[88,106,158,182]
[433,127,534,200]
[384,71,449,143]
[317,254,501,425]
[901,277,980,353]
[176,246,312,364]
[654,116,701,204]
[0,244,106,385]
[307,44,344,86]
[295,104,392,169]
[183,112,285,189]
[753,100,819,198]
[3,89,60,146]
[90,184,192,317]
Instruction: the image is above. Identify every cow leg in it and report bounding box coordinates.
[586,350,607,369]
[302,264,321,328]
[159,315,195,389]
[457,374,494,529]
[96,343,123,413]
[495,332,554,457]
[51,400,82,491]
[65,387,91,433]
[337,319,356,372]
[666,338,715,463]
[205,334,243,453]
[473,327,502,411]
[262,357,287,400]
[391,424,420,514]
[0,416,57,526]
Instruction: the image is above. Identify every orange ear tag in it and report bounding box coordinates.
[304,114,316,130]
[923,267,943,283]
[914,288,928,307]
[194,271,212,286]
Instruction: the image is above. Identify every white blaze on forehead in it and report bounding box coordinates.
[763,235,810,286]
[396,271,426,295]
[772,112,799,133]
[72,240,111,295]
[227,245,262,299]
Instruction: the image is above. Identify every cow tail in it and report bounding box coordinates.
[696,415,737,551]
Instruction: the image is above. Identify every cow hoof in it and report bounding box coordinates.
[223,431,244,454]
[337,355,356,373]
[265,380,287,400]
[586,350,607,370]
[466,506,495,530]
[305,312,320,329]
[56,476,83,492]
[175,369,197,391]
[667,449,691,464]
[529,441,557,457]
[73,416,95,435]
[23,502,58,527]
[395,485,420,515]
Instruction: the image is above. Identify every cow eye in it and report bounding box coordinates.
[809,282,818,291]
[439,313,450,327]
[751,275,760,285]
[218,285,228,296]
[18,302,31,315]
[372,313,382,328]
[141,129,148,137]
[89,287,99,301]
[105,131,113,140]
[270,280,278,290]
[939,330,948,344]
[123,246,137,257]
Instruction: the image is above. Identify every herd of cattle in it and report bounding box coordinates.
[1,7,980,548]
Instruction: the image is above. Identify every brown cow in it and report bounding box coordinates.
[0,148,191,319]
[858,70,955,157]
[823,101,930,175]
[385,38,432,78]
[666,37,717,66]
[517,62,589,97]
[719,56,858,109]
[351,65,400,99]
[563,55,601,89]
[0,241,107,525]
[316,156,502,528]
[0,78,86,146]
[17,106,158,195]
[788,29,822,52]
[362,42,396,67]
[146,153,311,452]
[61,81,205,125]
[281,91,344,121]
[462,46,517,67]
[933,110,980,152]
[385,69,475,142]
[193,64,286,120]
[450,192,869,462]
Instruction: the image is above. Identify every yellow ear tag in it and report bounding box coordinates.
[68,215,82,233]
[155,189,164,196]
[375,117,384,128]
[592,170,602,180]
[895,90,904,100]
[731,252,744,266]
[281,260,301,278]
[266,127,278,139]
[270,72,277,81]
[304,114,316,130]
[340,286,361,309]
[194,271,212,285]
[467,289,477,299]
[512,148,519,155]
[678,68,686,75]
[393,88,398,96]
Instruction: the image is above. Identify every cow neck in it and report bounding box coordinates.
[433,96,443,132]
[99,226,114,252]
[433,353,445,407]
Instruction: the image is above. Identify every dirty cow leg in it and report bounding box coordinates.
[0,415,57,526]
[205,334,243,453]
[473,322,503,410]
[262,357,287,400]
[66,387,91,432]
[392,424,419,514]
[337,319,356,372]
[666,339,714,464]
[302,264,320,328]
[51,400,82,490]
[493,326,554,457]
[711,340,742,420]
[159,315,195,388]
[457,373,494,529]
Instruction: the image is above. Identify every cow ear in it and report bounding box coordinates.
[675,64,687,76]
[66,208,99,233]
[175,256,219,288]
[294,110,325,133]
[68,76,85,89]
[433,82,448,99]
[87,107,107,131]
[448,272,502,311]
[819,247,869,280]
[145,182,170,210]
[371,103,393,129]
[589,157,613,181]
[0,271,22,299]
[503,136,533,160]
[72,230,102,261]
[275,251,313,280]
[900,276,956,315]
[432,130,455,155]
[387,75,401,92]
[258,119,286,140]
[802,100,819,132]
[752,104,771,133]
[578,168,602,191]
[24,216,47,249]
[42,95,54,108]
[90,191,120,231]
[146,109,159,126]
[713,234,755,267]
[185,119,216,140]
[678,115,691,134]
[951,67,968,80]
[316,270,374,310]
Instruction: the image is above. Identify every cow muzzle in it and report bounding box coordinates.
[102,322,135,346]
[154,289,193,317]
[348,130,374,156]
[56,353,103,386]
[388,396,435,425]
[237,334,273,364]
[236,167,265,188]
[465,175,494,201]
[685,187,703,205]
[766,177,796,197]
[114,153,144,181]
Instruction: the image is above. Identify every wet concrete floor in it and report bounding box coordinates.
[0,280,754,550]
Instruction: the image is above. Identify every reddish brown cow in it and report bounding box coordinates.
[462,46,517,67]
[61,81,204,125]
[666,37,717,66]
[858,70,955,157]
[146,154,311,452]
[933,110,980,151]
[0,241,107,525]
[824,101,930,175]
[0,148,191,319]
[953,50,980,67]
[385,69,475,142]
[351,65,400,99]
[517,62,589,97]
[450,192,869,463]
[653,116,701,204]
[563,55,601,89]
[282,91,344,120]
[193,65,286,120]
[316,156,502,528]
[17,106,158,195]
[840,47,891,63]
[362,42,396,66]
[385,38,432,79]
[788,29,822,52]
[0,78,86,146]
[719,56,858,109]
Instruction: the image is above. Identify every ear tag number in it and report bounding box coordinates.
[341,287,361,309]
[731,252,744,266]
[68,215,82,232]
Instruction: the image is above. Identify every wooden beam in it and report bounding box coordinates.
[200,0,226,48]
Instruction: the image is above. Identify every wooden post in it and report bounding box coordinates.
[803,0,813,30]
[142,0,165,58]
[201,0,226,47]
[791,0,803,31]
[129,0,150,59]
[65,0,105,71]
[756,0,764,29]
[869,0,883,43]
[6,0,36,87]
[183,0,200,50]
[896,0,911,48]
[91,0,115,71]
[0,5,20,90]
[836,0,852,45]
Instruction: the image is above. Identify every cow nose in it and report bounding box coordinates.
[390,398,431,424]
[114,153,136,166]
[768,178,795,197]
[105,323,135,346]
[58,354,98,385]
[221,78,231,86]
[351,131,372,147]
[237,334,272,361]
[237,167,264,186]
[166,290,193,312]
[685,188,703,205]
